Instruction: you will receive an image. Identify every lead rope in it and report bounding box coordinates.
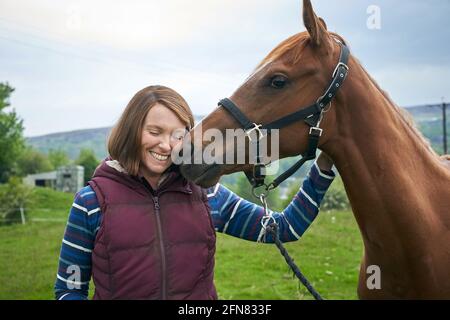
[258,193,324,300]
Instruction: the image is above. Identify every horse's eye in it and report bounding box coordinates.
[270,75,288,89]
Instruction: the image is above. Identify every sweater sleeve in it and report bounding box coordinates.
[206,161,335,243]
[54,186,102,300]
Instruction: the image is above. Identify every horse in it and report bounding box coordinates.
[179,0,450,299]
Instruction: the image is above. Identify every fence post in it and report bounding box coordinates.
[20,207,26,225]
[443,102,447,154]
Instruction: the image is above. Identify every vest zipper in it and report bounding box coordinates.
[153,196,167,300]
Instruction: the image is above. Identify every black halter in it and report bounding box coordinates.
[218,42,350,190]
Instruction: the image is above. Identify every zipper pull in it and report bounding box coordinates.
[153,196,160,210]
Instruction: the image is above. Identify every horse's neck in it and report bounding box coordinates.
[323,65,448,253]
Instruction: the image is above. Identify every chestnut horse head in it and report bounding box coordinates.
[180,0,349,188]
[180,0,450,299]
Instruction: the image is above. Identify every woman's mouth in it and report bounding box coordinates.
[149,151,169,162]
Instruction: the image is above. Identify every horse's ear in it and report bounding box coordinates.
[318,17,327,31]
[303,0,331,49]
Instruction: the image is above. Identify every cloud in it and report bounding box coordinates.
[1,0,449,136]
[0,0,281,50]
[372,64,450,106]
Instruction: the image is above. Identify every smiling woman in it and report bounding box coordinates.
[107,86,193,188]
[139,107,189,188]
[53,84,337,300]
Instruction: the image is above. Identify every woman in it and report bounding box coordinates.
[54,85,335,300]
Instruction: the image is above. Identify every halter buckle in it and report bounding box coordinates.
[309,127,323,136]
[332,62,349,78]
[245,123,265,141]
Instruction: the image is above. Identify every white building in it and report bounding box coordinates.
[23,165,84,193]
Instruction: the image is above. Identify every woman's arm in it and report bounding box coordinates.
[207,153,335,243]
[54,186,102,300]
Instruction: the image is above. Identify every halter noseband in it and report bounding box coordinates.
[218,41,350,190]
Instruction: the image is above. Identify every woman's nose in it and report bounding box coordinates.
[158,135,172,152]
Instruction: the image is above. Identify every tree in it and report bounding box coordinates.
[17,147,53,176]
[0,83,25,183]
[48,149,70,169]
[0,176,33,225]
[76,148,99,183]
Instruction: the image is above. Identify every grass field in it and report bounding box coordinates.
[0,187,363,300]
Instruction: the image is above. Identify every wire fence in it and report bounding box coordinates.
[0,207,67,224]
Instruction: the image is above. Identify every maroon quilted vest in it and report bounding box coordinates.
[88,159,217,300]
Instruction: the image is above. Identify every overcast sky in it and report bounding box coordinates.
[1,0,449,137]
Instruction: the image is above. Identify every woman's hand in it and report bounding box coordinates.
[316,151,334,172]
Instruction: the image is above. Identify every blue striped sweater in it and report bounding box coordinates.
[55,162,334,300]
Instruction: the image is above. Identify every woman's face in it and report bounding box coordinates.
[140,103,187,178]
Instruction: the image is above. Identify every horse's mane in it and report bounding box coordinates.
[257,31,347,69]
[355,59,437,156]
[258,31,437,156]
[257,33,310,69]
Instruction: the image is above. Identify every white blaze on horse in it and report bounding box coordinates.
[179,0,450,299]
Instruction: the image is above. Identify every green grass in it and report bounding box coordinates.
[0,221,67,299]
[0,187,363,300]
[27,187,75,220]
[214,210,362,300]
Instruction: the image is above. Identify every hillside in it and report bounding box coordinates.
[27,127,111,161]
[26,105,448,162]
[26,116,207,161]
[407,104,449,154]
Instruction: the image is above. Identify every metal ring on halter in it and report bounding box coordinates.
[322,100,332,113]
[316,96,332,113]
[252,186,270,199]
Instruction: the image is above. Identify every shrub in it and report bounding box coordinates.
[321,176,350,211]
[0,177,34,225]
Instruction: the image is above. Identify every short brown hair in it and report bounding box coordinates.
[108,85,194,175]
